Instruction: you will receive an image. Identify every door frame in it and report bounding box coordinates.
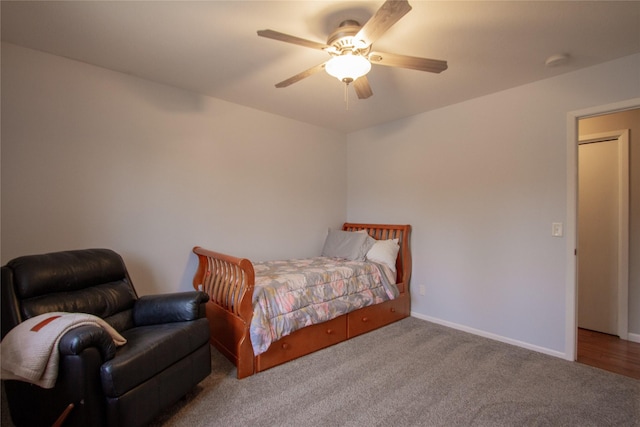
[578,129,629,339]
[566,97,639,361]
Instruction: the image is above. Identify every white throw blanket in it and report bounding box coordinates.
[1,312,126,389]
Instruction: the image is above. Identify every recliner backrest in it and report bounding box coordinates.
[1,249,138,337]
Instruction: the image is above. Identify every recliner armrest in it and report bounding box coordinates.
[132,291,209,326]
[58,324,117,361]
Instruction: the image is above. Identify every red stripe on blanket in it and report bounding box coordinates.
[30,315,62,332]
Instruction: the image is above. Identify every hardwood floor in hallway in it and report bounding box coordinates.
[577,328,640,380]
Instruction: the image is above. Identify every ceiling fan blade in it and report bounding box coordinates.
[274,62,327,88]
[355,0,412,47]
[369,51,448,73]
[353,76,373,99]
[257,29,329,51]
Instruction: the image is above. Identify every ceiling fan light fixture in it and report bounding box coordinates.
[325,53,371,83]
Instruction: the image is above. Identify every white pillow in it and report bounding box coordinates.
[366,238,399,271]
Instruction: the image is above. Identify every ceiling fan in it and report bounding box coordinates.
[257,0,448,99]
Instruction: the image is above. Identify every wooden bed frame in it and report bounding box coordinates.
[192,223,412,379]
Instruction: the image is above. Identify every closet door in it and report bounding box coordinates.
[577,137,626,336]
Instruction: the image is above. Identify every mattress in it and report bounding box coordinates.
[249,256,398,355]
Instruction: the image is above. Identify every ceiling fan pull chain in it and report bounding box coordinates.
[344,82,349,110]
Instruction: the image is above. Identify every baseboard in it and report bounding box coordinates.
[627,332,640,344]
[410,312,568,360]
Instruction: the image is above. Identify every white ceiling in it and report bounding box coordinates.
[2,1,639,133]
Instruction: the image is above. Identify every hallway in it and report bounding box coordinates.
[577,328,640,380]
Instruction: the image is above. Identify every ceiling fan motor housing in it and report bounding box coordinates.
[327,20,369,55]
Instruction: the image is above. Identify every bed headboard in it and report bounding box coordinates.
[342,223,412,292]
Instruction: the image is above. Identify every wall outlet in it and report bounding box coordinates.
[552,222,563,237]
[419,285,426,296]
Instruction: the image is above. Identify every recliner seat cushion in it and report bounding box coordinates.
[100,318,210,397]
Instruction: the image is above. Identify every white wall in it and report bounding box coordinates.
[347,53,640,357]
[1,42,347,295]
[3,40,639,359]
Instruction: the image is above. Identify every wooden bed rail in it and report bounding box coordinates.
[192,246,256,377]
[192,246,255,320]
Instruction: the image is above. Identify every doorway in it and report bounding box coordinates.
[577,129,629,338]
[566,99,640,364]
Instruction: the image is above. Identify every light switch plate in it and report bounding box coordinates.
[552,222,563,237]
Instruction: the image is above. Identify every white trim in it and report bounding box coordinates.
[566,98,640,361]
[628,333,640,344]
[566,113,579,361]
[578,129,629,340]
[411,312,566,360]
[618,131,630,341]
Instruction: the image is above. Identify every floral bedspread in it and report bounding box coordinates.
[249,257,399,356]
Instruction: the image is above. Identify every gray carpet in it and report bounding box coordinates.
[2,317,638,426]
[149,317,639,426]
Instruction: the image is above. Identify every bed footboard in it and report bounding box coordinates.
[192,246,256,378]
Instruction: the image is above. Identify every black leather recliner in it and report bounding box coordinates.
[1,248,212,427]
